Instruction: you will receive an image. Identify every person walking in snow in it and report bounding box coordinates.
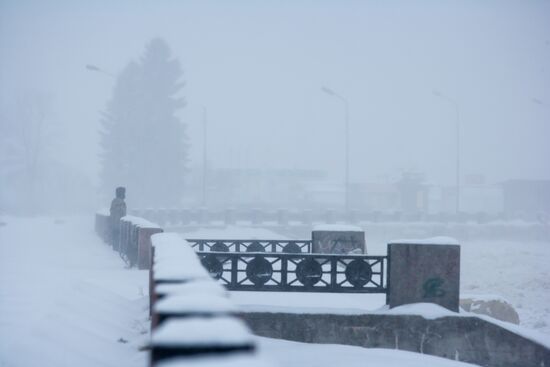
[109,186,127,249]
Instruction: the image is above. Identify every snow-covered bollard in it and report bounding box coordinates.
[153,294,238,327]
[155,279,228,301]
[154,354,274,367]
[224,209,235,226]
[152,233,211,283]
[122,215,163,269]
[94,211,111,243]
[387,237,460,312]
[301,209,313,226]
[277,209,288,226]
[150,317,256,364]
[150,233,212,316]
[311,224,366,254]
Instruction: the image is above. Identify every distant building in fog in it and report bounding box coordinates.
[500,179,550,219]
[187,167,326,209]
[183,166,547,219]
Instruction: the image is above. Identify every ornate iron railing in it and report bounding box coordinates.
[197,251,387,293]
[187,239,312,253]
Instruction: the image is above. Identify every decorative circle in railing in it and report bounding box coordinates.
[283,242,302,253]
[345,259,372,287]
[246,256,272,286]
[201,254,224,279]
[246,242,266,253]
[296,258,322,286]
[210,242,229,252]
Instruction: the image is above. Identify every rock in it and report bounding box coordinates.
[460,296,520,325]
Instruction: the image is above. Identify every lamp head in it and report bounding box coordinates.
[321,86,336,96]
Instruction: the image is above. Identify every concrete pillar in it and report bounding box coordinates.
[324,209,335,224]
[302,209,312,226]
[250,208,261,225]
[224,209,235,226]
[137,227,164,270]
[277,209,288,226]
[387,239,460,312]
[179,209,190,225]
[198,208,208,225]
[346,209,359,224]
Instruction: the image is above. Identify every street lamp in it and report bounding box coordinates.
[322,86,350,213]
[433,90,460,214]
[202,107,208,207]
[85,64,115,78]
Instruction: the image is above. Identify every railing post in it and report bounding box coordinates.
[281,255,288,288]
[330,256,338,291]
[231,255,238,288]
[224,209,235,226]
[277,209,288,226]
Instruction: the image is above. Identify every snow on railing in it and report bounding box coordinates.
[150,233,265,366]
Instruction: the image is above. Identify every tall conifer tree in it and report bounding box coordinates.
[100,38,187,207]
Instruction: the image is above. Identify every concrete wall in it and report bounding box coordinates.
[240,312,550,367]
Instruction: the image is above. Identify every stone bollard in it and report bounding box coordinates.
[224,209,235,226]
[324,209,335,224]
[387,237,460,312]
[166,209,176,226]
[179,209,190,226]
[302,209,313,226]
[277,209,288,226]
[250,208,261,225]
[346,209,359,224]
[311,225,366,254]
[198,208,209,225]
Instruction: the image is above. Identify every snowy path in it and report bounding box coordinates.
[0,216,149,367]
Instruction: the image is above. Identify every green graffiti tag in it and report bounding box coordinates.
[422,277,446,298]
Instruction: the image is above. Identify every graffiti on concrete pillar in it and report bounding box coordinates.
[329,236,359,254]
[312,231,365,254]
[422,277,446,298]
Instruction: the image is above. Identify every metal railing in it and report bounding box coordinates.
[197,251,387,293]
[187,239,312,253]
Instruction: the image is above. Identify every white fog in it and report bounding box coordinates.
[0,1,549,367]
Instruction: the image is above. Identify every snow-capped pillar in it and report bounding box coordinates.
[301,209,312,226]
[224,209,235,226]
[137,227,163,270]
[277,209,288,226]
[387,238,460,312]
[250,208,261,225]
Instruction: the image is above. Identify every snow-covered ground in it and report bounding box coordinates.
[256,336,479,367]
[1,216,548,367]
[0,216,150,367]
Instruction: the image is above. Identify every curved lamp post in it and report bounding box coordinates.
[85,64,115,78]
[433,90,460,214]
[322,86,350,213]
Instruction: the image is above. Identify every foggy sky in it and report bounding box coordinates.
[1,0,549,186]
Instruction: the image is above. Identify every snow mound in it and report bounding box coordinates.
[151,317,255,347]
[155,294,237,314]
[388,236,459,246]
[313,224,363,232]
